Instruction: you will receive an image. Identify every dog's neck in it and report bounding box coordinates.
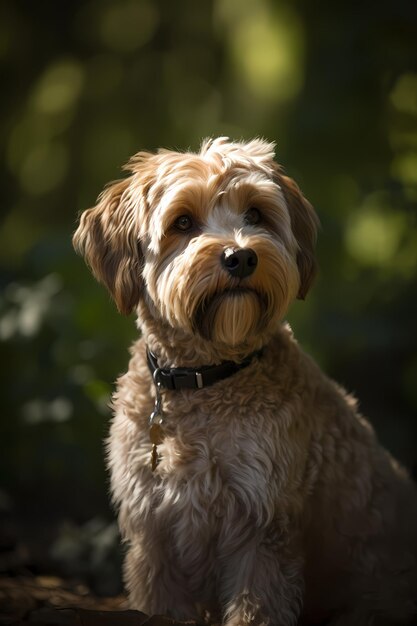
[136,300,271,368]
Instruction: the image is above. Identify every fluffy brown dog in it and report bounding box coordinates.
[73,138,417,625]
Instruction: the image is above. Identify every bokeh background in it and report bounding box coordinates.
[1,0,417,597]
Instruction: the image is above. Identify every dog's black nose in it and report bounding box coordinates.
[221,247,258,279]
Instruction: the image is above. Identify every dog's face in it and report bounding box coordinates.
[73,138,318,348]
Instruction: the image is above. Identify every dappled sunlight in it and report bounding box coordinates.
[390,72,417,116]
[31,60,84,115]
[215,0,304,103]
[391,151,417,187]
[345,193,417,278]
[0,274,63,339]
[389,72,417,197]
[386,68,417,226]
[22,396,73,424]
[345,195,404,266]
[7,59,82,195]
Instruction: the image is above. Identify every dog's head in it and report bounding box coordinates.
[73,137,318,348]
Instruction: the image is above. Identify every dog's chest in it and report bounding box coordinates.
[144,385,285,528]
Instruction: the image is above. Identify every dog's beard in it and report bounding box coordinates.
[194,288,266,345]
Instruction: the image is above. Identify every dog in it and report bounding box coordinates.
[73,137,417,625]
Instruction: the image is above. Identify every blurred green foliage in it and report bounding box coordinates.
[1,0,417,577]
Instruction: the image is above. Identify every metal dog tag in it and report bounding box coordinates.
[150,422,164,445]
[150,444,159,472]
[149,381,165,471]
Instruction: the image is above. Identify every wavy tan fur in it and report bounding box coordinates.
[73,137,417,625]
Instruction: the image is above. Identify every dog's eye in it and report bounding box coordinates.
[174,215,194,232]
[244,207,262,226]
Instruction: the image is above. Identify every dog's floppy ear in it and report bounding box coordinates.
[73,176,142,315]
[275,169,319,300]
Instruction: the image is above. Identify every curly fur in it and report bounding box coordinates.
[73,137,417,625]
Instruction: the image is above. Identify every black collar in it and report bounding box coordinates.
[146,347,263,391]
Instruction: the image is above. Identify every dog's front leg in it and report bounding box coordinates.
[124,538,201,620]
[219,530,304,626]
